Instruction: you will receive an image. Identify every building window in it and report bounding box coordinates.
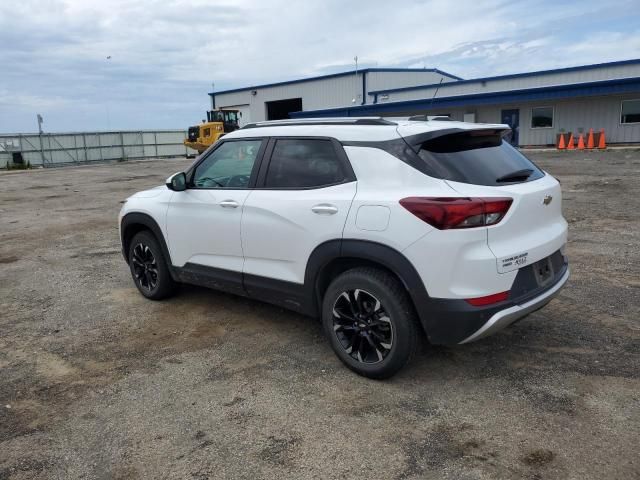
[531,106,553,128]
[621,99,640,124]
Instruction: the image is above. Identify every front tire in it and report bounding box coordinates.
[322,267,419,379]
[128,231,176,300]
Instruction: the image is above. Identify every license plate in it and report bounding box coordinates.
[533,257,554,287]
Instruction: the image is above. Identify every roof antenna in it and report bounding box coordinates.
[428,77,444,112]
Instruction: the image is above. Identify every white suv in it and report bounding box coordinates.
[119,118,569,378]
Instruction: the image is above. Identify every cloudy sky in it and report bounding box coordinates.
[1,0,639,133]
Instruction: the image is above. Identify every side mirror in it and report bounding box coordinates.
[166,172,187,191]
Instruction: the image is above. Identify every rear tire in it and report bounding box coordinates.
[322,267,419,379]
[128,231,177,300]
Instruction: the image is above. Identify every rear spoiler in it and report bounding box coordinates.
[401,127,512,148]
[407,114,455,122]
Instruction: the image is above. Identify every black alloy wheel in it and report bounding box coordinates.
[128,230,176,300]
[322,267,420,379]
[131,242,158,292]
[332,289,393,363]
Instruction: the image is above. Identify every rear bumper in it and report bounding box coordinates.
[459,267,569,343]
[416,251,569,345]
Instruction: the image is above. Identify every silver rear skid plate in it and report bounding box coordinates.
[459,268,570,344]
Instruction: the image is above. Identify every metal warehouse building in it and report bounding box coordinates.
[212,59,640,147]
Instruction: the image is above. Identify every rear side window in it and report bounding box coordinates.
[416,131,544,186]
[265,139,347,188]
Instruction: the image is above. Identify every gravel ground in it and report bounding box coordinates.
[0,150,638,480]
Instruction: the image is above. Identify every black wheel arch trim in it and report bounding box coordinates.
[305,239,435,335]
[305,238,504,345]
[305,239,426,308]
[120,212,177,280]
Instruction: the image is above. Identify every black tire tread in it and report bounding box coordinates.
[129,230,177,300]
[322,266,420,379]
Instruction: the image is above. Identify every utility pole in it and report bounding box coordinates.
[211,82,215,110]
[353,56,359,104]
[37,114,45,165]
[105,56,112,131]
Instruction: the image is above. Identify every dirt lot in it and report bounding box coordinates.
[1,150,638,480]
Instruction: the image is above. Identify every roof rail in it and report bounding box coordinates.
[242,117,397,129]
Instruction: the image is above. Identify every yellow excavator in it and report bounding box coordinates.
[184,109,240,154]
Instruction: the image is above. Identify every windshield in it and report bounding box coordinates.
[223,111,238,123]
[416,132,544,186]
[209,111,224,122]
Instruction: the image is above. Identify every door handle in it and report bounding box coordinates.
[311,204,338,215]
[219,200,239,208]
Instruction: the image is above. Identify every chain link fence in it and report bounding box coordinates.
[0,130,197,168]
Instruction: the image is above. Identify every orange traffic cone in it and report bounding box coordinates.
[567,133,575,150]
[557,133,566,150]
[598,129,606,149]
[586,128,595,149]
[577,133,585,150]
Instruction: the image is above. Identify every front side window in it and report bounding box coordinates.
[621,99,640,124]
[265,139,346,188]
[192,140,262,188]
[531,106,553,128]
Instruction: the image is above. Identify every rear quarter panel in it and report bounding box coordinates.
[342,146,452,251]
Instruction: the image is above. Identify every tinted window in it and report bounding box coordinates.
[416,132,544,186]
[265,139,346,188]
[531,106,553,128]
[621,99,640,123]
[193,140,262,188]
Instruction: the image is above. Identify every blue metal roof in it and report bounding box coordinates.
[367,58,640,96]
[289,76,640,118]
[209,68,463,96]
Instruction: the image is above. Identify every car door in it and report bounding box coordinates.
[166,138,265,281]
[241,137,357,301]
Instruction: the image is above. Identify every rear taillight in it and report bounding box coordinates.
[399,197,513,229]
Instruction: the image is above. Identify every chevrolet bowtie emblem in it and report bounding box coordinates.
[543,195,553,205]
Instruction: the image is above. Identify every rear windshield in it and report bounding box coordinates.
[415,131,544,186]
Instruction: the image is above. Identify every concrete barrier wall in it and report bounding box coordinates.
[0,130,198,167]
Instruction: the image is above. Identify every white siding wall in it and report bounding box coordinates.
[213,63,640,145]
[378,63,640,103]
[215,70,460,122]
[471,96,640,145]
[216,75,362,123]
[517,95,640,145]
[369,94,640,146]
[366,71,457,92]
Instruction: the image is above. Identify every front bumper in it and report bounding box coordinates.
[459,267,570,343]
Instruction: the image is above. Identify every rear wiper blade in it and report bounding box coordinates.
[496,168,533,183]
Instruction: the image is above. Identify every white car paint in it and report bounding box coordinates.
[120,118,568,343]
[242,182,357,283]
[166,188,250,270]
[445,173,567,274]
